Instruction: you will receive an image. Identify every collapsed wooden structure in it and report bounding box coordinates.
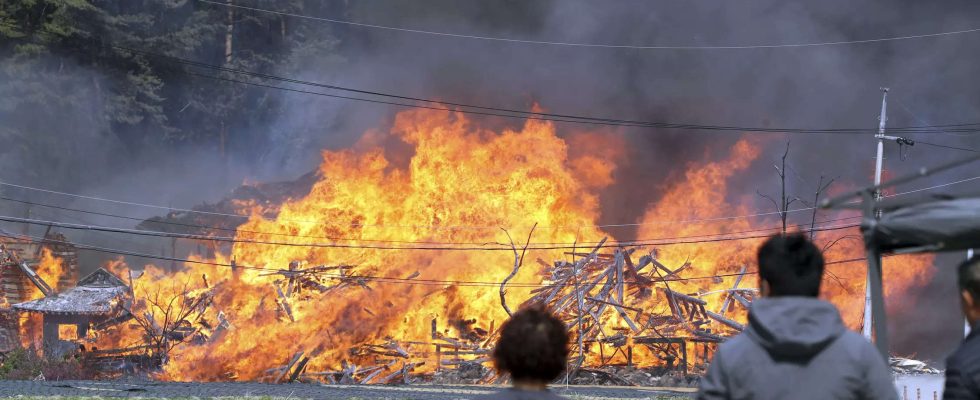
[2,229,757,384]
[0,233,80,303]
[0,233,80,352]
[257,239,756,385]
[516,240,749,376]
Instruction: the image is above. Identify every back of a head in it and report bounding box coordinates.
[958,255,980,303]
[757,233,825,297]
[492,306,569,383]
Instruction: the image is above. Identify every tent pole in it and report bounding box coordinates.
[968,249,975,338]
[867,245,889,360]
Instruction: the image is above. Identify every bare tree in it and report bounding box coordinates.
[794,175,839,239]
[757,141,799,234]
[754,144,858,293]
[499,223,537,316]
[128,279,213,360]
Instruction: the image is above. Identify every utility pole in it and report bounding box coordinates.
[862,88,917,345]
[862,88,889,340]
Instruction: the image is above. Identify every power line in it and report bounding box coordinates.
[139,48,980,135]
[892,96,980,138]
[916,140,980,153]
[4,20,980,135]
[27,207,151,251]
[0,194,862,245]
[0,214,860,251]
[0,229,878,288]
[2,171,976,232]
[8,20,980,135]
[0,180,821,229]
[885,175,980,196]
[165,59,862,133]
[51,32,980,133]
[179,70,704,133]
[201,0,980,51]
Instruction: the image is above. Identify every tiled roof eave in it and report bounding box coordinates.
[11,307,114,316]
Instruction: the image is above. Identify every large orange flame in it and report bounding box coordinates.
[73,108,933,380]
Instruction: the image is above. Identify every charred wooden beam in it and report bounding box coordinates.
[719,265,748,315]
[288,356,310,382]
[661,287,708,305]
[91,311,134,331]
[564,252,616,259]
[274,285,295,322]
[12,257,53,296]
[731,292,751,308]
[357,362,394,384]
[706,310,745,331]
[275,351,304,383]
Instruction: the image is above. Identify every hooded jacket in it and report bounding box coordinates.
[698,297,897,400]
[942,322,980,399]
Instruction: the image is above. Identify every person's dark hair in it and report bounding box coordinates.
[757,233,825,297]
[957,255,980,300]
[492,306,569,382]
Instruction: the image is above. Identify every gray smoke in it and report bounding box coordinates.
[3,0,979,362]
[262,0,980,362]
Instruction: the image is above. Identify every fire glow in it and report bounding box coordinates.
[19,108,934,381]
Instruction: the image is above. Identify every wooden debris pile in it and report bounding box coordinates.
[46,227,754,385]
[258,238,755,386]
[512,239,747,376]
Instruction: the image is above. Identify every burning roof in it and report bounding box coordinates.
[13,268,128,316]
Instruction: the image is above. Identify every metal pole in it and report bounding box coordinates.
[968,248,975,337]
[863,88,889,341]
[867,243,890,359]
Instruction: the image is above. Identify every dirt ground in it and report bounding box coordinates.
[0,380,695,399]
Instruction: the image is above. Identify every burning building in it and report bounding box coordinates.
[59,107,929,383]
[0,232,80,351]
[13,268,131,358]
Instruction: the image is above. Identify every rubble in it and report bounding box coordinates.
[281,241,748,385]
[515,240,742,375]
[890,357,941,375]
[5,231,755,385]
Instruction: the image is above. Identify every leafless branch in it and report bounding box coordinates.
[807,175,839,239]
[757,190,780,212]
[823,268,848,292]
[499,223,538,316]
[758,141,796,234]
[779,141,791,233]
[127,278,212,357]
[822,234,861,253]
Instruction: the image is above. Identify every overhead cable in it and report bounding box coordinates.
[0,194,861,245]
[1,172,976,231]
[0,229,880,288]
[201,0,980,51]
[0,214,859,251]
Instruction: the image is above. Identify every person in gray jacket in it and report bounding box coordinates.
[698,233,897,400]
